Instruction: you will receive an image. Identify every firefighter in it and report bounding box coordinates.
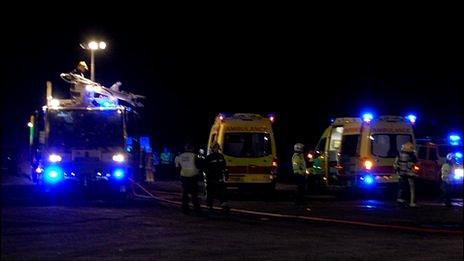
[292,143,308,205]
[394,142,418,207]
[203,142,229,213]
[440,153,458,207]
[70,61,89,101]
[175,144,202,215]
[72,61,88,77]
[145,147,155,184]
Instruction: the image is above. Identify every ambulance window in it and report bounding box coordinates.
[223,133,272,157]
[372,135,391,157]
[418,147,427,160]
[341,135,359,157]
[329,127,343,151]
[396,135,412,153]
[372,134,412,158]
[429,148,438,161]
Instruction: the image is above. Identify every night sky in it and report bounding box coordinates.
[1,10,463,161]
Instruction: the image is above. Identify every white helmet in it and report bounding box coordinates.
[294,143,304,152]
[446,153,455,162]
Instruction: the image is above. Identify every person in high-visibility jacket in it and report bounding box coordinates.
[292,143,308,205]
[394,142,418,207]
[160,146,174,178]
[175,144,202,215]
[145,147,155,184]
[441,153,461,207]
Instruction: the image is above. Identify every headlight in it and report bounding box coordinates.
[454,168,463,180]
[48,154,62,163]
[112,153,125,163]
[363,160,373,170]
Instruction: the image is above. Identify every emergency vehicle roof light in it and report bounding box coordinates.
[406,114,417,124]
[455,152,463,159]
[268,114,275,123]
[449,135,461,146]
[362,112,374,123]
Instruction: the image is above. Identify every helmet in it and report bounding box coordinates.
[78,61,88,70]
[446,153,456,162]
[401,142,414,152]
[294,143,304,152]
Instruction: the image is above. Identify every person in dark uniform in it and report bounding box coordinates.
[203,142,229,212]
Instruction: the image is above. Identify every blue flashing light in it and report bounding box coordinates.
[44,165,63,184]
[362,112,374,123]
[95,97,118,108]
[362,175,374,185]
[449,135,461,146]
[113,169,125,180]
[406,114,417,124]
[455,152,463,159]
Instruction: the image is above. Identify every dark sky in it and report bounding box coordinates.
[1,10,463,157]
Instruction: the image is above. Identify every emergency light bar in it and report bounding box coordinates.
[449,135,461,146]
[405,114,417,124]
[362,113,374,123]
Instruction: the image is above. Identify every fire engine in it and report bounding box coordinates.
[28,72,144,196]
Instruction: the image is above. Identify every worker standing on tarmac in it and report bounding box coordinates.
[175,144,202,215]
[203,142,229,213]
[394,142,418,207]
[441,153,460,207]
[292,143,308,205]
[145,147,155,184]
[160,147,174,179]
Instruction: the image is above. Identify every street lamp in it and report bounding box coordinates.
[80,40,107,81]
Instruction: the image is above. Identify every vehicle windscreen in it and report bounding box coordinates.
[223,132,272,157]
[48,110,124,148]
[371,134,412,158]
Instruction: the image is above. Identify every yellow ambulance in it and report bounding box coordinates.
[207,113,277,190]
[310,114,416,189]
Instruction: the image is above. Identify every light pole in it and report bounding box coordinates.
[81,41,107,81]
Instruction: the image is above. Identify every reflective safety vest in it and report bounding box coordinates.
[160,152,173,165]
[175,152,200,177]
[441,163,460,183]
[292,153,307,175]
